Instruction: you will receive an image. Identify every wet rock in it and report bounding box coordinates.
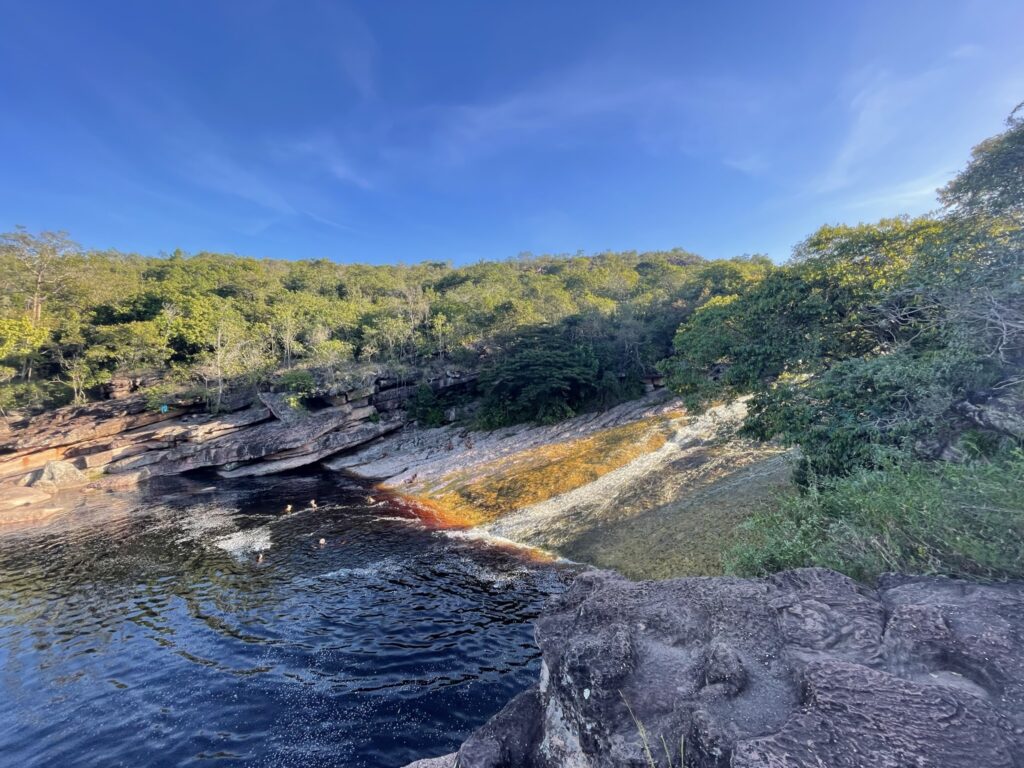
[442,567,1024,768]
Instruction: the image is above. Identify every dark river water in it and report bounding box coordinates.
[0,472,569,768]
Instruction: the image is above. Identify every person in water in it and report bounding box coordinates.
[310,499,317,509]
[285,504,293,514]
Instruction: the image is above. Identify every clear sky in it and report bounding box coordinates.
[1,1,1022,264]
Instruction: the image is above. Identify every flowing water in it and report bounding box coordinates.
[0,472,569,767]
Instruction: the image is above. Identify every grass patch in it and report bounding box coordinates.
[725,450,1024,582]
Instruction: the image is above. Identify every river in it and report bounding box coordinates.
[0,472,569,767]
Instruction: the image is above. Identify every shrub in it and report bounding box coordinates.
[411,384,446,427]
[278,368,315,393]
[725,450,1024,582]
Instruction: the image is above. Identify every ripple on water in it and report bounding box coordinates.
[0,472,570,768]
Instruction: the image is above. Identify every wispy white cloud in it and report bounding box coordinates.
[812,65,940,195]
[812,43,1023,200]
[843,169,952,211]
[285,136,373,189]
[406,61,785,174]
[315,1,378,99]
[185,150,296,215]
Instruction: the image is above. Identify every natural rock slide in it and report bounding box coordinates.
[336,392,791,577]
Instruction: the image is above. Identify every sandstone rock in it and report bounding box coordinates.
[216,420,402,477]
[0,486,53,514]
[447,567,1024,768]
[258,392,316,424]
[28,460,87,490]
[105,405,359,477]
[1,398,196,453]
[348,404,378,422]
[372,384,419,404]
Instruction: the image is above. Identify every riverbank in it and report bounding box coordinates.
[334,393,791,578]
[2,386,790,580]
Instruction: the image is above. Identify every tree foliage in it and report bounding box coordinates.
[660,112,1023,482]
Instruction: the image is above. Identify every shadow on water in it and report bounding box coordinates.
[0,471,573,768]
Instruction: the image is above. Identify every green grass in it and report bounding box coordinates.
[725,449,1024,582]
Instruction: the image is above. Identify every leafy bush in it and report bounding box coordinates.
[742,344,1001,481]
[278,368,315,393]
[478,328,599,428]
[411,384,446,427]
[725,451,1024,582]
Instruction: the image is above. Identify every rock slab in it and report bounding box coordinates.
[431,567,1024,768]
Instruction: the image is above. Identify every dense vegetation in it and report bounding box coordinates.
[1,109,1021,581]
[658,108,1023,579]
[0,228,764,419]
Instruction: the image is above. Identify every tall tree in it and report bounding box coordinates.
[0,228,80,326]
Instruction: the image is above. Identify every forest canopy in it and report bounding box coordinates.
[0,230,756,420]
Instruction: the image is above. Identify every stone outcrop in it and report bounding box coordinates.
[27,460,87,490]
[957,392,1024,441]
[0,370,475,520]
[336,394,790,578]
[412,567,1024,768]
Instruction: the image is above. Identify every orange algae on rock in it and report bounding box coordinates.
[420,415,675,526]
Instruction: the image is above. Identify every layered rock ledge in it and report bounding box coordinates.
[0,371,476,520]
[410,567,1024,768]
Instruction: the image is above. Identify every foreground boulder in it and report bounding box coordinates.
[420,567,1024,767]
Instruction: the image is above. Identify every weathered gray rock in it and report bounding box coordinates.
[1,398,198,454]
[440,568,1024,768]
[216,420,402,477]
[28,460,87,490]
[106,405,364,477]
[958,393,1024,440]
[258,392,313,424]
[0,380,420,518]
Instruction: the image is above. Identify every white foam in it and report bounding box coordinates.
[213,525,272,557]
[440,528,565,563]
[173,504,239,545]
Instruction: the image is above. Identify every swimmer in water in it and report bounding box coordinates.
[257,552,264,563]
[318,538,326,547]
[285,504,293,514]
[310,499,318,509]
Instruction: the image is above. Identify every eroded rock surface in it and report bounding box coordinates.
[432,568,1024,768]
[0,372,469,519]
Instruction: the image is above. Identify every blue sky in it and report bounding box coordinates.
[1,1,1022,264]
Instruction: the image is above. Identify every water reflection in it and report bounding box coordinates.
[0,472,569,767]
